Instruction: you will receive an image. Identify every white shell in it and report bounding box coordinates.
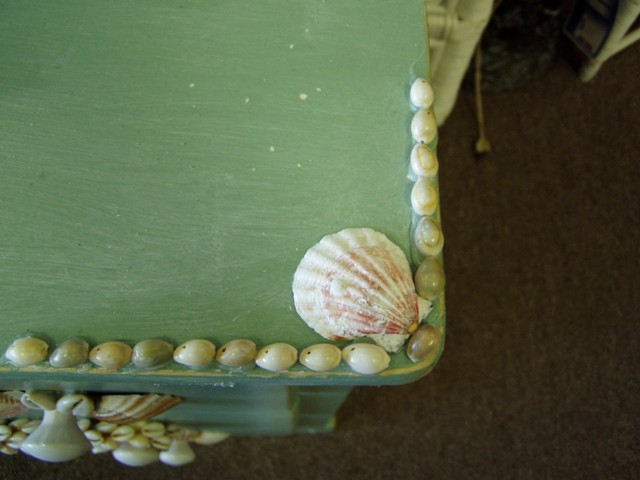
[159,440,196,466]
[414,217,444,257]
[112,444,159,467]
[193,431,230,446]
[411,108,437,144]
[5,337,48,367]
[410,77,434,109]
[410,144,438,178]
[173,339,216,368]
[293,228,426,352]
[255,343,297,372]
[299,344,342,372]
[89,342,132,369]
[411,179,438,216]
[342,344,390,375]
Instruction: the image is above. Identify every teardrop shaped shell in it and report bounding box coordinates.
[255,343,297,372]
[49,338,89,368]
[406,324,443,363]
[411,108,437,144]
[132,339,174,369]
[293,228,424,352]
[342,343,390,375]
[93,394,181,425]
[89,342,132,369]
[0,391,28,419]
[112,444,159,467]
[215,339,256,368]
[173,339,216,369]
[410,77,434,109]
[411,179,439,216]
[415,257,445,300]
[299,344,342,372]
[410,144,438,178]
[5,337,48,367]
[414,217,444,257]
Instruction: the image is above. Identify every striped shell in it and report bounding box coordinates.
[293,228,430,353]
[92,394,181,425]
[0,391,28,419]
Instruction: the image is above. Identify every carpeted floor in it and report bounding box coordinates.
[2,42,638,479]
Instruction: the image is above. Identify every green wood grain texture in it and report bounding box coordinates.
[0,0,441,386]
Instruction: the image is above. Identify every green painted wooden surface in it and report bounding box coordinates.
[0,1,442,386]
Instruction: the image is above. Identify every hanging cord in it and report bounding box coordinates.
[474,43,491,155]
[474,0,503,157]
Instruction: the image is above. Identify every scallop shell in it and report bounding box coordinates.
[293,228,431,353]
[92,394,181,425]
[0,391,28,419]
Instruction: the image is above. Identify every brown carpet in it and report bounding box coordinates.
[2,44,639,479]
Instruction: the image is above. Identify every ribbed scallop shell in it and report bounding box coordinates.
[293,228,430,353]
[92,394,181,425]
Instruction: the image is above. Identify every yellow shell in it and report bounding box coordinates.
[406,324,443,363]
[5,337,48,367]
[89,342,132,369]
[215,339,256,368]
[411,179,438,216]
[173,339,216,368]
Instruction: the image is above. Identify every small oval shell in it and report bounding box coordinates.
[342,343,390,375]
[89,342,132,369]
[255,343,297,372]
[406,324,443,363]
[5,337,48,367]
[410,77,434,109]
[410,144,438,178]
[299,344,342,372]
[411,108,437,144]
[414,217,444,257]
[112,444,159,467]
[293,228,422,353]
[93,394,181,425]
[411,179,438,216]
[415,257,445,300]
[173,339,216,368]
[159,440,196,467]
[0,391,28,419]
[49,338,89,368]
[132,339,174,369]
[215,339,256,368]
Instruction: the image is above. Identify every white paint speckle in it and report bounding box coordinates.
[299,93,308,100]
[189,83,195,88]
[289,44,295,49]
[297,163,302,168]
[315,87,322,92]
[270,146,276,152]
[245,97,250,103]
[252,167,256,172]
[305,28,309,33]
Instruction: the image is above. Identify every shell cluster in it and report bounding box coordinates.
[0,413,228,467]
[2,334,407,376]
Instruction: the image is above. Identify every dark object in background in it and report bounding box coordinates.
[467,0,566,92]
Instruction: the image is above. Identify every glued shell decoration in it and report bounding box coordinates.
[0,391,28,419]
[300,344,342,372]
[5,337,48,367]
[342,343,390,375]
[255,343,297,372]
[293,228,431,353]
[89,342,132,369]
[49,338,89,368]
[173,339,216,369]
[93,394,182,425]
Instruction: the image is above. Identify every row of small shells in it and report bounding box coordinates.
[2,334,441,375]
[408,77,445,306]
[0,415,228,467]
